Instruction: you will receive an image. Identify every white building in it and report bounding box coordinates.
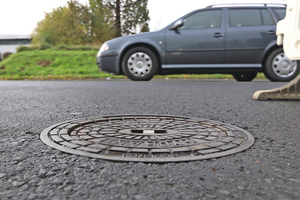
[0,35,31,60]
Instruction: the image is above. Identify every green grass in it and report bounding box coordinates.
[0,49,267,80]
[0,50,111,80]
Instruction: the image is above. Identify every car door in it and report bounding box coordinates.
[165,9,225,67]
[225,8,277,64]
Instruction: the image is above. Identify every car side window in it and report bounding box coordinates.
[179,9,222,30]
[229,9,263,27]
[261,9,275,25]
[272,8,286,20]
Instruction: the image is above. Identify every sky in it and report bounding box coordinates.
[0,0,287,36]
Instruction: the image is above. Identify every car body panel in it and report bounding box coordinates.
[165,8,226,65]
[225,25,276,64]
[225,7,277,64]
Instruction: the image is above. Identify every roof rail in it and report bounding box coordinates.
[206,3,287,8]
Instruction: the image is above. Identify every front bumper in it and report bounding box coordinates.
[96,51,120,74]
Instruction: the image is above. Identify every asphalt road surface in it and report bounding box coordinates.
[0,79,300,200]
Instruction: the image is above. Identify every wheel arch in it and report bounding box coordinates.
[119,43,162,75]
[261,43,282,71]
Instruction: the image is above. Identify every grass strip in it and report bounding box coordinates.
[0,50,267,80]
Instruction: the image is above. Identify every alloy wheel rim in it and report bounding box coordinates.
[127,52,152,77]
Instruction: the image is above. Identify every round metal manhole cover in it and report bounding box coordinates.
[40,115,255,163]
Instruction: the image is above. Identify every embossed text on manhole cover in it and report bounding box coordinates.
[40,115,255,162]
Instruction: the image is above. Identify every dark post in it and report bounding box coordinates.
[115,0,121,37]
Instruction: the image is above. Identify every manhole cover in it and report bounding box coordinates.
[40,115,255,163]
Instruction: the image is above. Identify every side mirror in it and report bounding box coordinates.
[170,19,184,30]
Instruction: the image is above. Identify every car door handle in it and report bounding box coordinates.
[214,33,224,38]
[267,30,276,35]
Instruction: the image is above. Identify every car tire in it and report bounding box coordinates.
[264,48,300,82]
[122,47,158,81]
[232,72,257,82]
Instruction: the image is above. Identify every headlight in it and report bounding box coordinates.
[97,43,109,57]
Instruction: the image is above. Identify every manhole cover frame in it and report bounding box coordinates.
[40,114,255,163]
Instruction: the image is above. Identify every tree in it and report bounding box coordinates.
[140,22,149,33]
[31,1,87,46]
[104,0,150,37]
[88,0,115,45]
[31,0,149,46]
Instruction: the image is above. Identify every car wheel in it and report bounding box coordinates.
[232,72,257,82]
[122,47,158,81]
[264,48,300,82]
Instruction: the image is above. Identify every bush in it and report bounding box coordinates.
[17,43,53,52]
[17,45,32,52]
[53,44,68,50]
[17,44,99,52]
[53,45,99,51]
[67,46,98,51]
[3,52,13,59]
[17,45,40,52]
[40,43,53,50]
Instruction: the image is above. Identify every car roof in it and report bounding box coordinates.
[206,3,286,8]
